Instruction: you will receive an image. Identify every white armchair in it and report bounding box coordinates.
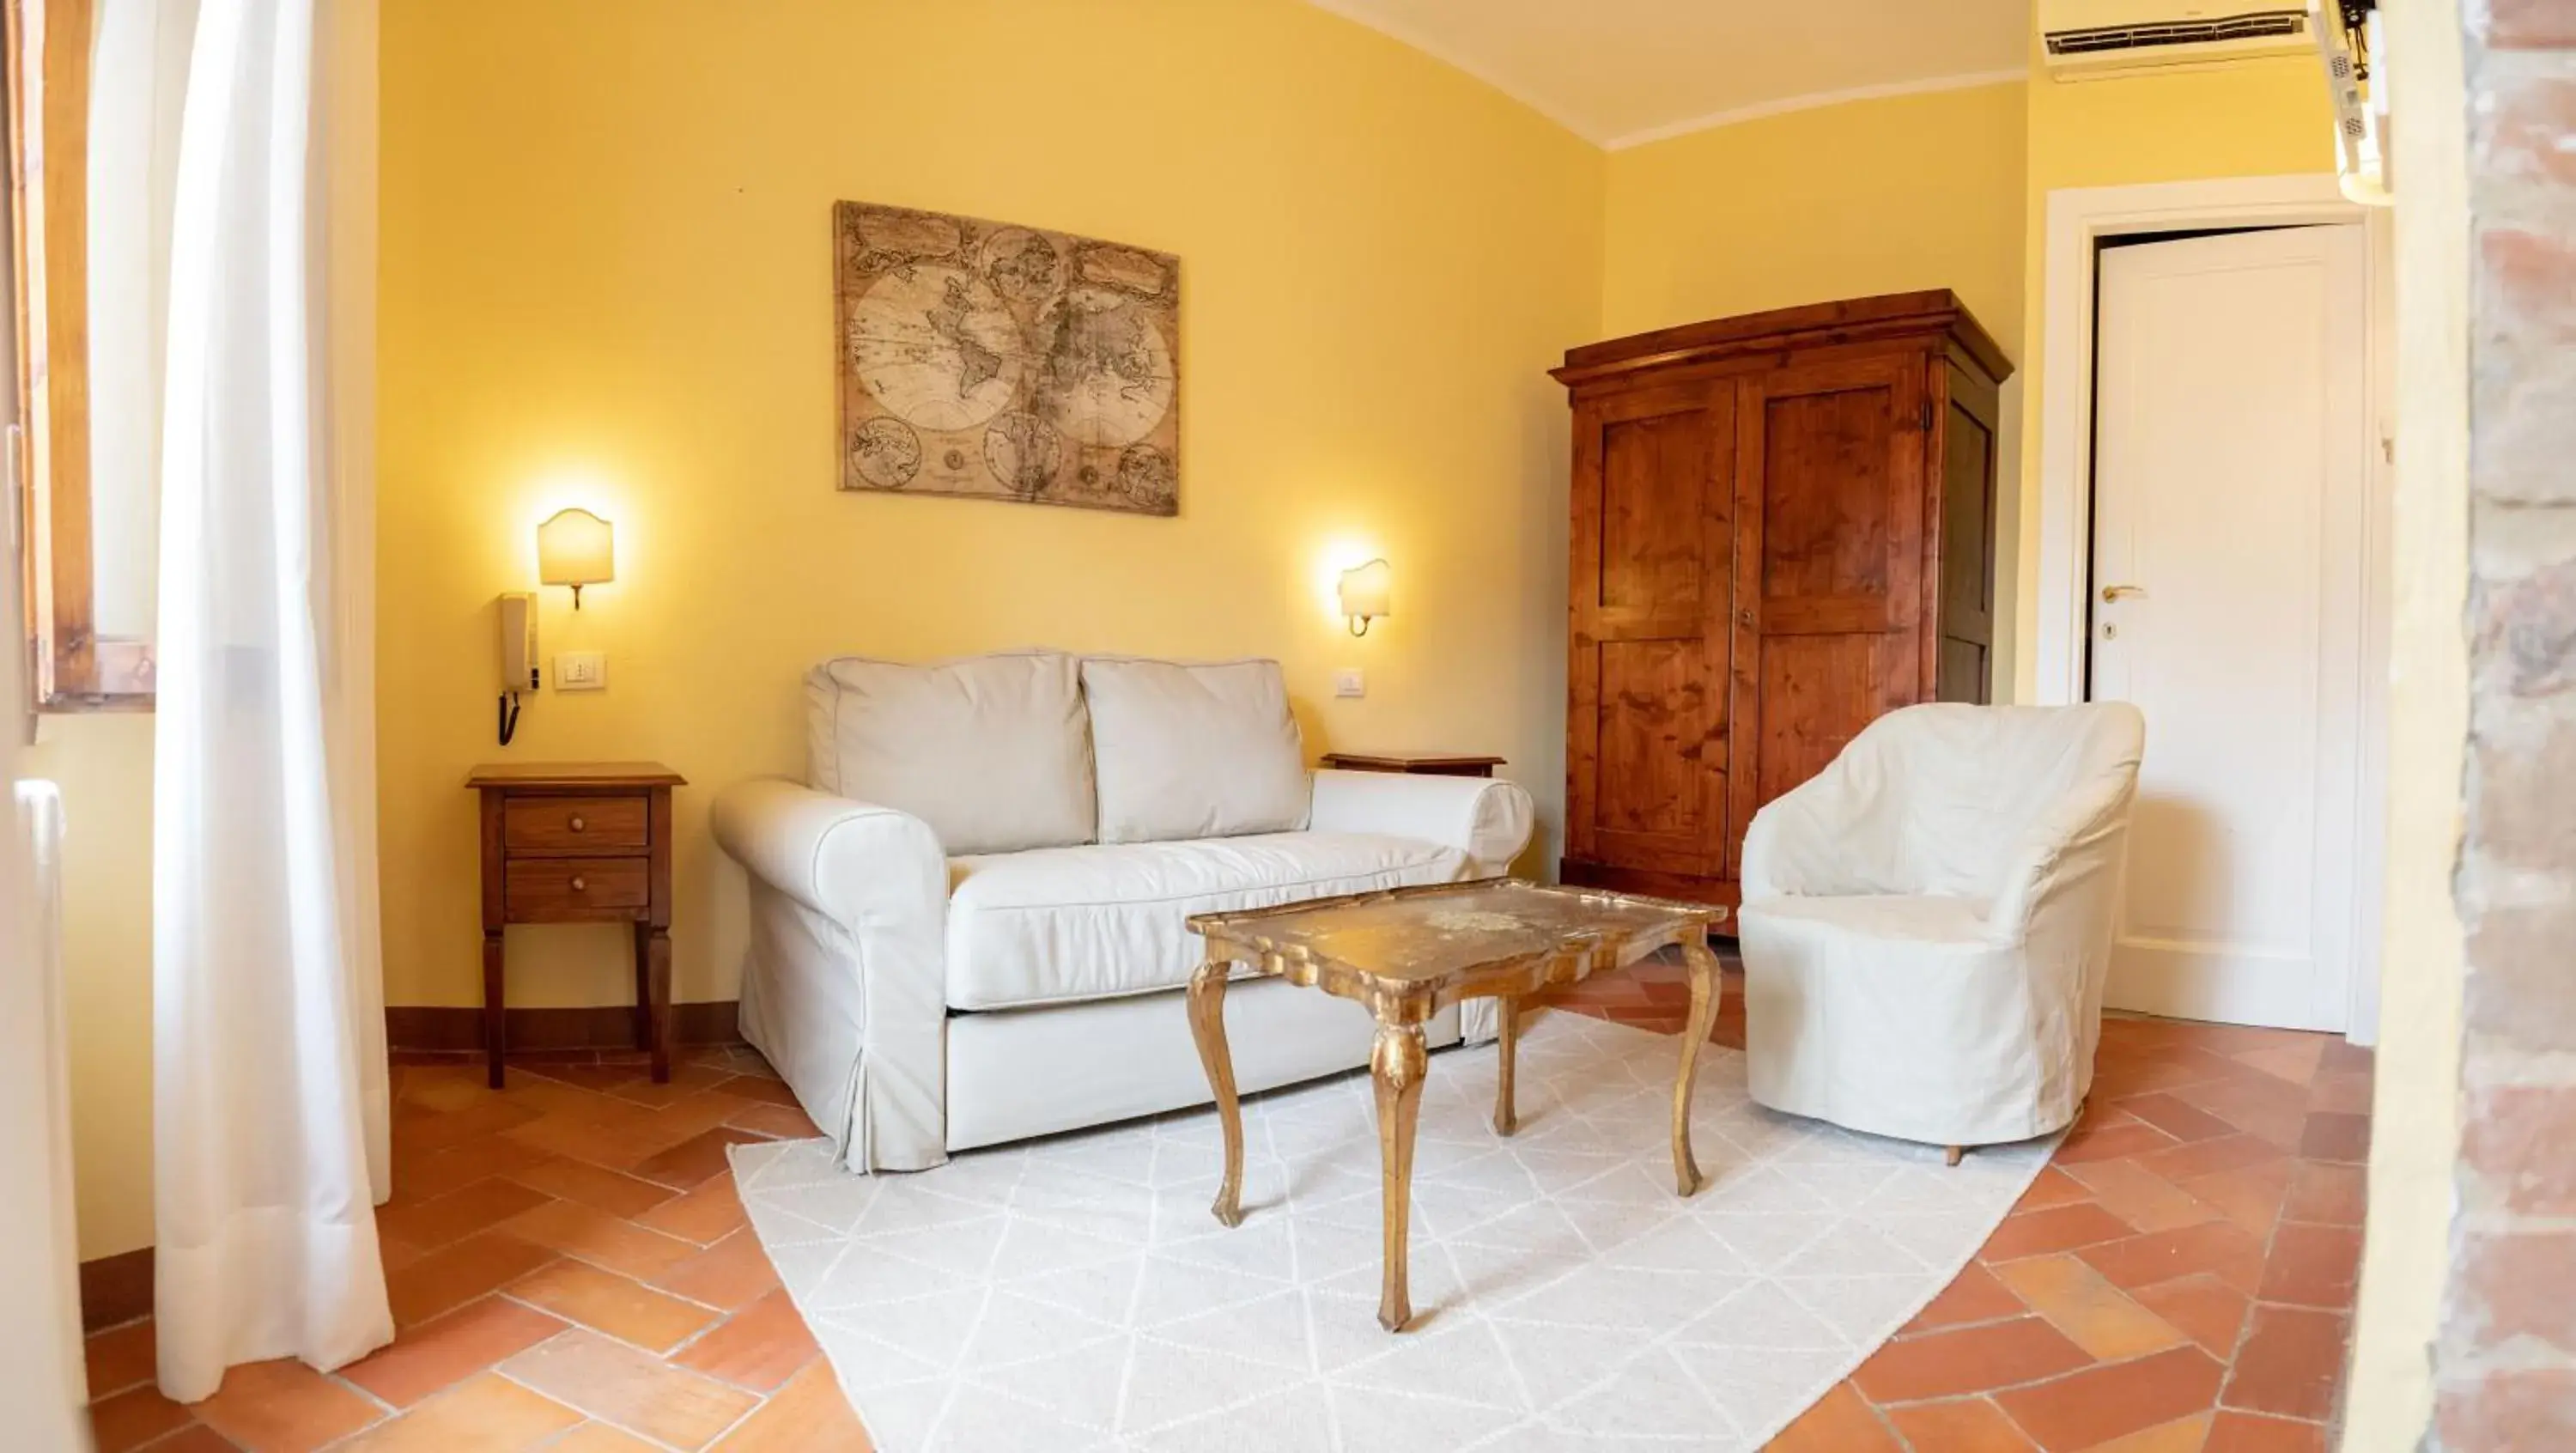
[1736,702,2146,1156]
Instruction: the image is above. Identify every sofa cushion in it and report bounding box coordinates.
[1080,656,1308,843]
[944,832,1467,1010]
[805,649,1094,855]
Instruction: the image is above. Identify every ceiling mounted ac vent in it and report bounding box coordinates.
[2039,2,2312,79]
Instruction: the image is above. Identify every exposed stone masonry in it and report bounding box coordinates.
[2439,2,2576,1445]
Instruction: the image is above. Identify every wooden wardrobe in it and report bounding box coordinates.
[1553,290,2013,908]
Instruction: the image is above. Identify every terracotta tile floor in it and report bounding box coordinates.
[86,1043,869,1452]
[84,953,2371,1452]
[1536,952,2373,1453]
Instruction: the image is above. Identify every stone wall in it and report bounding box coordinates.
[2440,1,2576,1445]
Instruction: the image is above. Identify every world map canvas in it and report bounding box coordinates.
[835,201,1180,515]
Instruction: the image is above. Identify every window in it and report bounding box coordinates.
[7,0,168,710]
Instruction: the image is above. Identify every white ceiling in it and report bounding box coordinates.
[1307,0,2030,149]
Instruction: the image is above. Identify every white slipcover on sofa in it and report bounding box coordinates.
[1737,702,2145,1152]
[711,648,1534,1171]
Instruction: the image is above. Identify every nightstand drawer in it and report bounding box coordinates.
[504,795,649,854]
[506,856,651,921]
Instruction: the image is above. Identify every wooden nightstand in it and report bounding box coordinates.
[468,761,687,1087]
[1317,752,1506,779]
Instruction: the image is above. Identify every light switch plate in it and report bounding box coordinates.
[1334,668,1364,698]
[556,651,607,690]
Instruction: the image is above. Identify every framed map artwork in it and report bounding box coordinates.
[834,201,1180,515]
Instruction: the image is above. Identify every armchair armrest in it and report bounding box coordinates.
[710,778,946,929]
[1984,770,2142,939]
[1740,771,1876,903]
[1307,769,1535,875]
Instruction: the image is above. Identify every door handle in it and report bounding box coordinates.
[2100,584,2148,603]
[1737,607,1755,629]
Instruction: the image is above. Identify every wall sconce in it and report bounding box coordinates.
[538,508,615,609]
[1338,558,1392,637]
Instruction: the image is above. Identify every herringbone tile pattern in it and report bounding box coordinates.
[83,951,2369,1452]
[85,1044,869,1452]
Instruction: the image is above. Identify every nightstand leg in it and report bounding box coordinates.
[483,930,506,1089]
[630,922,654,1052]
[646,927,673,1084]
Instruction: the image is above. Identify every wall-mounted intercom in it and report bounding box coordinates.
[498,591,538,745]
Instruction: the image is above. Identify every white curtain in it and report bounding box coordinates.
[152,0,391,1401]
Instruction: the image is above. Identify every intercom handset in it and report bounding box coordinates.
[498,592,538,744]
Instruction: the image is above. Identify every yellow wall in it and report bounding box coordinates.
[1602,81,2027,346]
[373,0,1605,1012]
[2011,52,2334,699]
[23,719,156,1261]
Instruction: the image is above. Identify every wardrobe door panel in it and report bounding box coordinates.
[1726,355,1929,878]
[1750,634,1916,808]
[1567,382,1735,879]
[1595,641,1701,836]
[1751,356,1924,636]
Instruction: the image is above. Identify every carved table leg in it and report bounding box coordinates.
[1187,955,1245,1228]
[1672,938,1723,1196]
[1372,1019,1429,1333]
[1492,994,1521,1137]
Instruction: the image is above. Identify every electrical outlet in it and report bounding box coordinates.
[556,651,607,691]
[1334,668,1365,699]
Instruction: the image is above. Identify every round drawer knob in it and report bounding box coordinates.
[569,816,587,832]
[570,876,587,892]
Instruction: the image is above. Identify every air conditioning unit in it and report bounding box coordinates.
[2040,0,2314,79]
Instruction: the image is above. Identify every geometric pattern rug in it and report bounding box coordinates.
[731,1013,2057,1452]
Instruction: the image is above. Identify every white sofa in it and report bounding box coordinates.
[1737,702,2145,1153]
[710,648,1535,1171]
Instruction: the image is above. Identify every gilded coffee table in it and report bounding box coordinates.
[1184,878,1728,1332]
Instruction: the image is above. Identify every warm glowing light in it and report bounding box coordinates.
[1337,558,1392,636]
[1315,539,1385,629]
[518,467,640,600]
[537,507,615,608]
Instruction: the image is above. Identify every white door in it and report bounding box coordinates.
[2090,224,2369,1031]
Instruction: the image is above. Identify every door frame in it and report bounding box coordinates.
[2030,173,2394,1043]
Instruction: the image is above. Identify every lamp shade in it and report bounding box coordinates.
[537,508,614,603]
[1337,557,1392,634]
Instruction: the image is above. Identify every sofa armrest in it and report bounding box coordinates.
[711,778,949,1172]
[1306,769,1535,875]
[711,778,947,929]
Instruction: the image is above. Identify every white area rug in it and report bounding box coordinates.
[731,1013,2054,1453]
